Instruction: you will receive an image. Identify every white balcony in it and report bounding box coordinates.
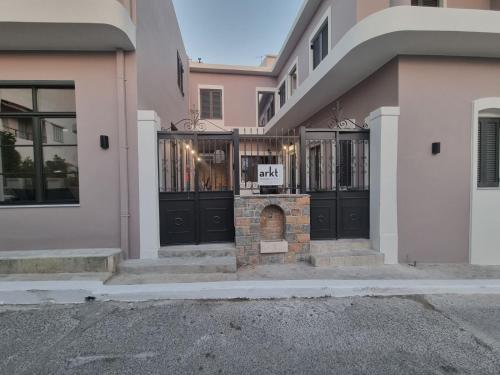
[0,0,135,51]
[264,6,500,134]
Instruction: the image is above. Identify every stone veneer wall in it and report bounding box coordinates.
[234,195,310,266]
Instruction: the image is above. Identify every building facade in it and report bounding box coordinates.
[186,0,500,265]
[1,0,500,268]
[0,0,189,260]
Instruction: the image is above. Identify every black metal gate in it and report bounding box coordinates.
[302,129,370,240]
[158,131,239,246]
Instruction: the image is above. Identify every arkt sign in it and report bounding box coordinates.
[258,164,284,186]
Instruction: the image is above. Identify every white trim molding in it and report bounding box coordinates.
[368,107,400,265]
[138,110,161,260]
[198,84,225,130]
[308,6,332,74]
[0,0,136,51]
[470,98,500,265]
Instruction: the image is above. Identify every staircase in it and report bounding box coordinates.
[117,243,237,278]
[309,239,384,267]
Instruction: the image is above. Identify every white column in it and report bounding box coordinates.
[368,107,400,264]
[138,110,161,259]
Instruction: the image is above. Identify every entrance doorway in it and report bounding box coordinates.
[304,130,370,240]
[158,132,238,245]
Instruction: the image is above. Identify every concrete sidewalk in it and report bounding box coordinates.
[107,262,500,285]
[2,263,500,305]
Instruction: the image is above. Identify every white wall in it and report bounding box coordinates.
[368,107,399,264]
[137,110,160,259]
[470,98,500,265]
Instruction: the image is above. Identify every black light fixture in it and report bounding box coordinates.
[432,142,441,155]
[100,135,109,150]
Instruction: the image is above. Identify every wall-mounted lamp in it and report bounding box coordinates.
[432,142,441,155]
[100,135,109,150]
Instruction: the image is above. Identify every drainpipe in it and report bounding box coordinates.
[116,49,130,259]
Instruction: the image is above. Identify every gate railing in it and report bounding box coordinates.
[302,129,369,193]
[158,127,369,197]
[239,128,300,195]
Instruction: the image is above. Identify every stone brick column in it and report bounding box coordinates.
[234,195,310,266]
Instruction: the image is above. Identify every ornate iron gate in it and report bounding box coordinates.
[158,128,369,245]
[158,131,239,245]
[302,129,370,240]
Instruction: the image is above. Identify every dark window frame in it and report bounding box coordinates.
[0,83,78,205]
[278,81,286,108]
[311,20,329,70]
[177,51,184,96]
[200,88,223,120]
[411,0,441,6]
[288,65,298,96]
[478,118,500,188]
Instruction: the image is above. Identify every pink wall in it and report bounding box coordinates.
[0,52,131,252]
[136,0,189,128]
[398,56,500,263]
[357,0,390,21]
[447,0,492,9]
[300,59,399,128]
[188,72,276,128]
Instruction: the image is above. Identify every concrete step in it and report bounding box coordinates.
[0,249,121,274]
[310,249,385,267]
[159,243,236,258]
[106,272,238,285]
[118,256,237,275]
[310,239,372,254]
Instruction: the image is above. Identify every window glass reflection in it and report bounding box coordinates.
[0,89,33,113]
[37,89,76,112]
[43,146,78,202]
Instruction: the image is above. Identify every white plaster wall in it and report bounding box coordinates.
[470,98,500,265]
[369,107,399,264]
[138,110,160,259]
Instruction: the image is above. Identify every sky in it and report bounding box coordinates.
[172,0,303,66]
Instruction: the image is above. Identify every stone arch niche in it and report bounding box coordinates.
[260,205,285,241]
[234,195,310,266]
[259,204,288,254]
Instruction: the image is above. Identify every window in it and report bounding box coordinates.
[257,90,276,127]
[0,85,78,205]
[478,118,499,188]
[200,89,222,120]
[266,95,275,122]
[288,65,298,96]
[177,51,184,96]
[278,81,286,108]
[411,0,440,6]
[311,20,329,70]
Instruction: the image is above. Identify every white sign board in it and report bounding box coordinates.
[258,164,284,186]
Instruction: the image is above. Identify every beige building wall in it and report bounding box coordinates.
[188,72,276,128]
[136,0,189,128]
[0,52,135,252]
[299,59,399,128]
[397,56,500,263]
[447,0,492,9]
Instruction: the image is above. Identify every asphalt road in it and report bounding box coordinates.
[1,294,500,375]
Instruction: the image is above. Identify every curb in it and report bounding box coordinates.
[2,279,500,305]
